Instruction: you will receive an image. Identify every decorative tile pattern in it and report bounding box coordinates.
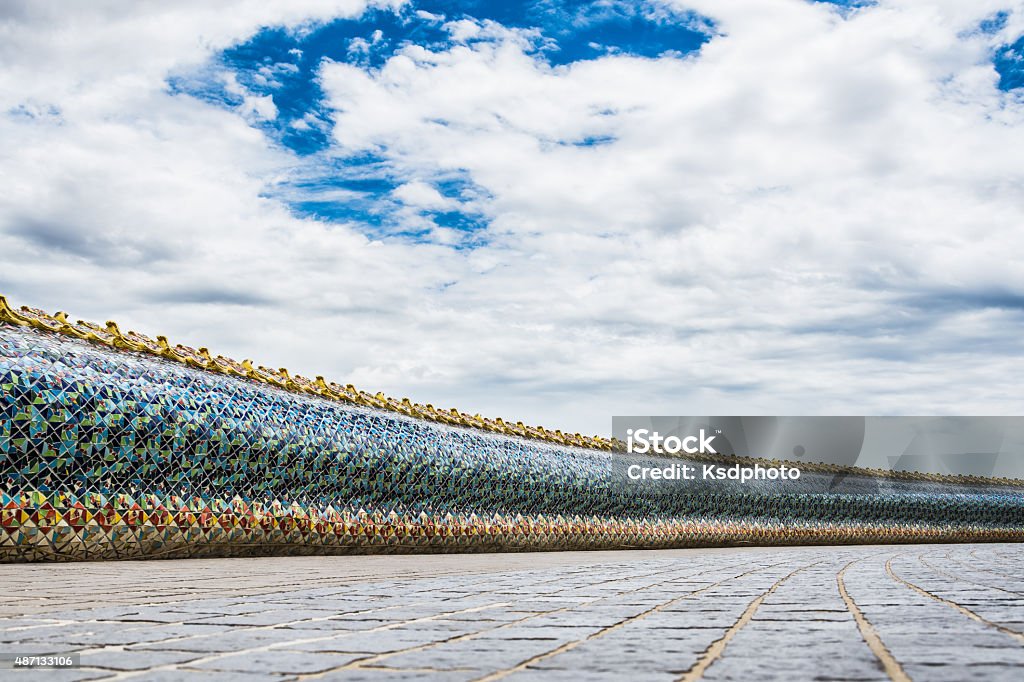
[0,294,612,452]
[1,318,1023,562]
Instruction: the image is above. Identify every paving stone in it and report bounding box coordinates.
[506,669,678,681]
[141,670,292,681]
[198,611,312,627]
[900,663,1024,682]
[77,648,205,670]
[1,544,1023,679]
[9,670,114,682]
[473,625,595,643]
[374,638,561,671]
[389,619,491,636]
[129,629,303,653]
[317,669,479,682]
[280,630,447,654]
[189,650,366,674]
[282,619,396,631]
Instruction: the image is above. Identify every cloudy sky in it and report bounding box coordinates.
[1,0,1023,435]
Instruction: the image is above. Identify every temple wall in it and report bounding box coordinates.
[2,323,1022,562]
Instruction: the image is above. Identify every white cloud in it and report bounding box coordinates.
[2,0,1024,437]
[0,1,404,113]
[221,71,280,120]
[317,0,1024,425]
[239,93,279,121]
[444,19,485,43]
[392,181,457,210]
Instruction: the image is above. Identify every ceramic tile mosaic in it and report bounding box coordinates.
[1,317,1023,562]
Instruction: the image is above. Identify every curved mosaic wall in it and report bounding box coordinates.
[2,315,1023,561]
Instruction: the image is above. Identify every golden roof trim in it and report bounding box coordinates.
[2,293,1022,486]
[0,294,611,450]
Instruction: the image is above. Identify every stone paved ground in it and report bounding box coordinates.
[1,543,1023,680]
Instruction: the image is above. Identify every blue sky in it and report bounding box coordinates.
[173,2,714,153]
[160,0,1024,243]
[168,0,716,238]
[2,1,1024,442]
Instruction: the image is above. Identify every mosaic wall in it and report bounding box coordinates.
[2,318,1023,562]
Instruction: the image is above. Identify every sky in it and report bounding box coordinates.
[1,0,1023,437]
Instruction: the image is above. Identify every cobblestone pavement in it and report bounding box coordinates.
[2,544,1023,680]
